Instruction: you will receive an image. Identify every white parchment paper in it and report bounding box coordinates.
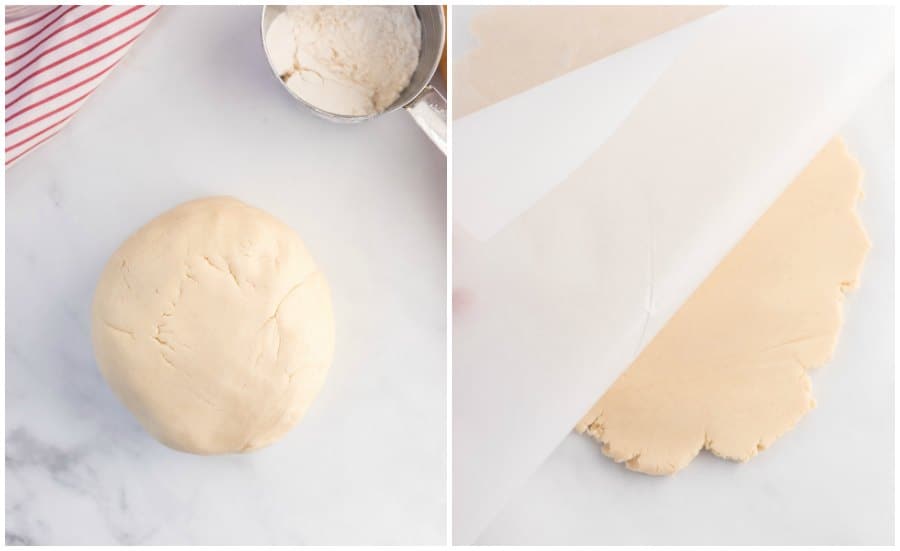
[452,6,893,544]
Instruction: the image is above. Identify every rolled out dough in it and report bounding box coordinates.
[455,7,870,474]
[576,138,870,474]
[453,6,718,119]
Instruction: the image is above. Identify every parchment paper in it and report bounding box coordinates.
[452,6,893,544]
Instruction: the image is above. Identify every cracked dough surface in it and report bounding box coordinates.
[91,197,335,454]
[576,139,870,474]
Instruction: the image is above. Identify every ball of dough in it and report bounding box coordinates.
[91,197,335,454]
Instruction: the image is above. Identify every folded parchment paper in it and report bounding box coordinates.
[452,6,893,544]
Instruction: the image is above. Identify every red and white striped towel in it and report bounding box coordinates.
[5,5,159,167]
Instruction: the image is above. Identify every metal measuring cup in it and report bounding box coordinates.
[260,5,447,154]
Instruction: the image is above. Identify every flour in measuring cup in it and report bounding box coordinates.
[266,6,422,117]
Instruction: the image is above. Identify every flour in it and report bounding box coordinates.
[266,6,422,117]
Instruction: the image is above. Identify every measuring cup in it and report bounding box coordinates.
[260,5,447,154]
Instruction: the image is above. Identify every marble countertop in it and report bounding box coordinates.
[6,6,446,545]
[476,77,895,545]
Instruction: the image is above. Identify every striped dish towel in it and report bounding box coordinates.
[5,5,160,167]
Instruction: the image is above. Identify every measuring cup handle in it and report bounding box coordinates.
[405,85,447,155]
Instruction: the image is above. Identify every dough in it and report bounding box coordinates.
[576,138,869,474]
[91,197,335,454]
[454,6,717,118]
[455,6,870,475]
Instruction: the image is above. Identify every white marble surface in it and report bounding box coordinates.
[5,6,446,545]
[476,77,894,545]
